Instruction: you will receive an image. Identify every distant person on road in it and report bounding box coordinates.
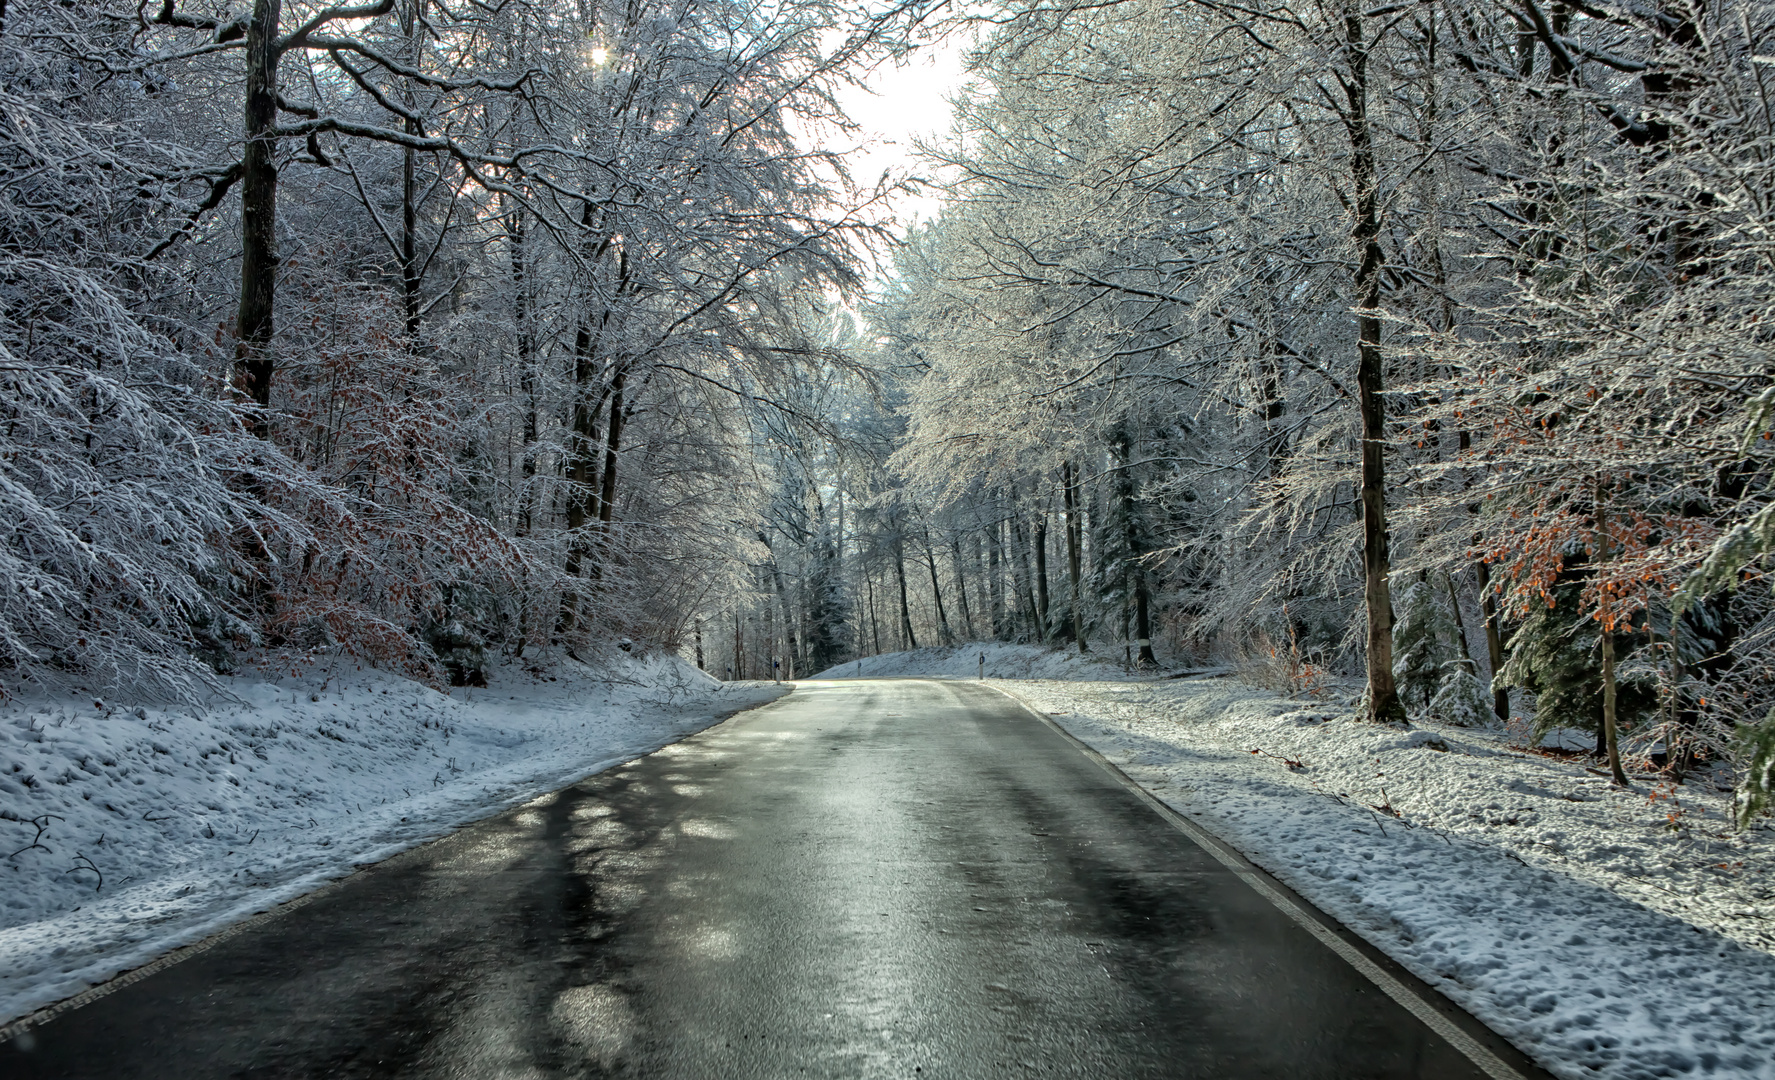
[773,658,780,684]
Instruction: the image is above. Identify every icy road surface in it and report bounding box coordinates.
[2,678,1540,1079]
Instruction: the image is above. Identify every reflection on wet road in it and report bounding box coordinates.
[2,678,1539,1078]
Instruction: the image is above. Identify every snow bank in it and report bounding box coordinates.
[999,676,1775,1080]
[811,641,1133,681]
[0,652,784,1027]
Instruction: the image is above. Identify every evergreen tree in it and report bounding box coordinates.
[1427,664,1492,728]
[1391,581,1460,714]
[1499,572,1659,751]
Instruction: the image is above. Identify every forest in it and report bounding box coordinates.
[4,0,1775,820]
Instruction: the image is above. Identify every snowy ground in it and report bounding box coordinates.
[0,651,784,1027]
[818,646,1775,1080]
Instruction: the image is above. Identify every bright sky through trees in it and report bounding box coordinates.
[828,38,969,229]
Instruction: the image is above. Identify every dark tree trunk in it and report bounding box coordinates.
[1344,7,1402,723]
[1063,460,1087,654]
[1134,582,1155,667]
[987,500,1005,639]
[597,365,626,531]
[951,536,974,639]
[1475,558,1509,722]
[1033,507,1051,641]
[235,0,282,437]
[894,539,917,651]
[924,532,953,645]
[506,201,538,537]
[1113,430,1156,667]
[1008,503,1039,640]
[867,571,881,655]
[401,140,420,337]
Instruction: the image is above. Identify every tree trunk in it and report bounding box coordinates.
[773,561,793,677]
[867,571,881,655]
[1008,504,1039,640]
[1596,484,1629,786]
[1033,506,1051,640]
[894,539,917,651]
[1475,557,1509,722]
[235,0,282,438]
[1134,580,1155,667]
[924,532,953,645]
[596,364,626,531]
[951,536,974,639]
[1444,570,1474,669]
[988,502,1005,639]
[401,143,420,337]
[1343,7,1402,723]
[1113,428,1156,667]
[506,199,538,537]
[761,569,775,679]
[1063,460,1087,653]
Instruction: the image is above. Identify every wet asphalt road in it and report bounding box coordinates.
[1,678,1535,1078]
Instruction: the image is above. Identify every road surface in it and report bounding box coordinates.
[1,678,1543,1078]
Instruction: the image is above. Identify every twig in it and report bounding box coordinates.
[7,814,63,859]
[65,853,103,892]
[1248,747,1308,771]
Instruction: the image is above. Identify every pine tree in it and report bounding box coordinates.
[1392,581,1460,714]
[1499,574,1659,751]
[1426,663,1492,727]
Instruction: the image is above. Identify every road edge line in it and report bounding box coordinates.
[981,681,1534,1080]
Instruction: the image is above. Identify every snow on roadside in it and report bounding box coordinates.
[0,651,784,1027]
[1027,679,1775,1080]
[829,647,1775,1080]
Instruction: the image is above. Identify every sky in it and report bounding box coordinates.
[825,39,973,231]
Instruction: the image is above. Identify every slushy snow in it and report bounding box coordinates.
[0,650,783,1027]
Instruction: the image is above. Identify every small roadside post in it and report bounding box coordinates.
[978,651,985,680]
